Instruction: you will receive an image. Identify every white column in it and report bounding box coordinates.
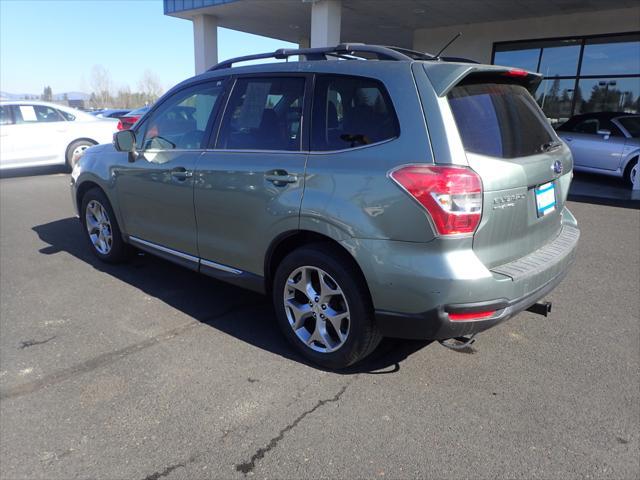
[310,0,341,48]
[299,37,310,49]
[193,14,218,74]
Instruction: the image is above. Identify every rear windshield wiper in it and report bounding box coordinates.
[539,141,562,153]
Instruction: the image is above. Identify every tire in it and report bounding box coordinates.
[66,139,95,171]
[272,243,382,369]
[623,158,638,188]
[80,188,130,263]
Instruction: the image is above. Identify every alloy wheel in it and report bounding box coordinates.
[71,144,90,168]
[283,266,350,353]
[85,200,113,255]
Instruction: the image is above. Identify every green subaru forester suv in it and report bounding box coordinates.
[71,44,579,369]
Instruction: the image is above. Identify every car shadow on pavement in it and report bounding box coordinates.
[0,165,68,179]
[32,217,432,374]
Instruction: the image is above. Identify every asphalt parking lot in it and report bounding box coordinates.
[0,171,638,480]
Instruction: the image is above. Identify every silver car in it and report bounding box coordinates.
[557,112,639,186]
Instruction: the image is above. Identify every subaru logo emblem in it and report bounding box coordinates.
[552,160,563,175]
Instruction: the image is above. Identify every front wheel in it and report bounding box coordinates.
[272,244,381,369]
[66,139,95,171]
[80,188,130,263]
[624,158,638,188]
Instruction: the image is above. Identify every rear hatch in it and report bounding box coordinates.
[430,67,572,268]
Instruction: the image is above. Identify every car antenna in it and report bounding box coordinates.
[434,32,462,59]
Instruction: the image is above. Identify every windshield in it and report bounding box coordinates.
[448,82,556,158]
[617,116,640,138]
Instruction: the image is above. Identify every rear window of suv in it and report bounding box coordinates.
[448,82,555,158]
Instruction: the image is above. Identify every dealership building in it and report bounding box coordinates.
[164,0,640,123]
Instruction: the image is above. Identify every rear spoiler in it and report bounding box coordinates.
[423,63,542,97]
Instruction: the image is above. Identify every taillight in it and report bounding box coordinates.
[390,165,482,236]
[448,310,495,321]
[117,116,140,131]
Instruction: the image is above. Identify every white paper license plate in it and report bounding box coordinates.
[535,182,556,216]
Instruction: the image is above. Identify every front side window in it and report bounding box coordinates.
[311,75,399,151]
[0,105,12,125]
[573,118,599,134]
[138,80,225,150]
[216,77,305,151]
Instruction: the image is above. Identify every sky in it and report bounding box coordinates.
[0,0,297,95]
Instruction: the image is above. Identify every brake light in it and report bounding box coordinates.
[448,310,495,321]
[117,115,141,131]
[503,68,528,78]
[390,165,482,236]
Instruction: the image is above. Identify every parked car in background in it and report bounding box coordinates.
[117,106,150,130]
[557,112,639,186]
[0,101,118,170]
[71,44,579,369]
[91,109,131,120]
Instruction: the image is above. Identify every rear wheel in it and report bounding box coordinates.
[80,188,129,263]
[272,244,381,369]
[624,158,638,188]
[66,139,95,171]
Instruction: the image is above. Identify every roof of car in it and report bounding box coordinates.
[567,111,638,121]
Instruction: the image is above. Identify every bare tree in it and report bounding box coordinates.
[90,65,112,109]
[137,69,163,105]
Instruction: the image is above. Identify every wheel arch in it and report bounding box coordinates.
[264,230,372,301]
[65,137,98,163]
[76,180,105,211]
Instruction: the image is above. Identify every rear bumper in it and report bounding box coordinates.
[375,265,570,340]
[370,217,579,340]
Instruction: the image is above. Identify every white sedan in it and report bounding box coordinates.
[0,101,118,170]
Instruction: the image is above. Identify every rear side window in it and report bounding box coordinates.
[311,75,399,151]
[14,105,64,123]
[217,77,305,151]
[448,83,555,158]
[59,110,75,121]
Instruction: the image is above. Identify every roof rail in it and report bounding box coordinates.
[208,43,436,71]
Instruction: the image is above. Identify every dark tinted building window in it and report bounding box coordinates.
[493,33,640,125]
[217,77,305,151]
[311,75,399,151]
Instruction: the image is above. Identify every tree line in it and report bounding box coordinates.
[35,65,164,110]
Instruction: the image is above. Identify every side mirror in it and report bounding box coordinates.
[113,130,136,152]
[597,129,611,139]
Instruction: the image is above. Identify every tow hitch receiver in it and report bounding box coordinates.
[439,334,476,351]
[526,301,552,317]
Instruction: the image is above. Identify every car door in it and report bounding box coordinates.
[6,104,70,166]
[115,79,227,264]
[561,117,626,171]
[0,105,15,168]
[194,75,309,280]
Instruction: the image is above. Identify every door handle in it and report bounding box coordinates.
[170,167,193,180]
[265,170,298,186]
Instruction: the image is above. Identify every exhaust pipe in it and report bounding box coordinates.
[527,301,552,317]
